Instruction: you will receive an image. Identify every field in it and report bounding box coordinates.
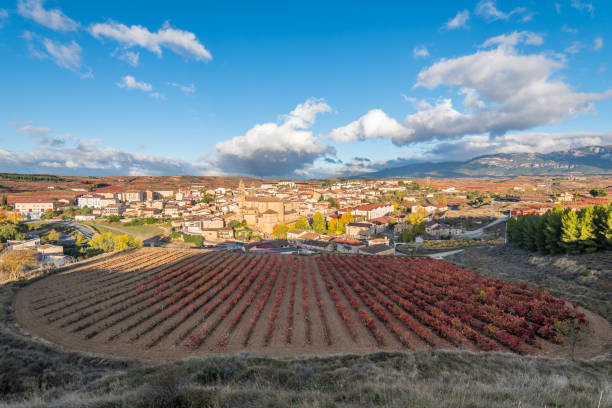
[13,248,609,360]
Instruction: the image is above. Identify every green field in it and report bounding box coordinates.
[85,221,167,240]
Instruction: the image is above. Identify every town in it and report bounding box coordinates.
[1,174,609,270]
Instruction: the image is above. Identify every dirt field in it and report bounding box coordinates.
[12,248,612,361]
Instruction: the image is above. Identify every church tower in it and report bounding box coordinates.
[238,179,245,209]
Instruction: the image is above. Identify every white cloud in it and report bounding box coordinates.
[561,25,578,34]
[90,21,212,61]
[148,92,165,100]
[570,0,594,17]
[17,0,78,32]
[564,41,583,54]
[413,45,429,58]
[594,37,604,50]
[481,31,543,49]
[0,138,205,176]
[211,98,334,176]
[24,32,90,77]
[116,75,152,92]
[168,82,196,95]
[330,33,612,146]
[444,10,469,30]
[329,109,413,143]
[117,50,139,66]
[554,2,561,14]
[475,0,529,22]
[17,124,51,135]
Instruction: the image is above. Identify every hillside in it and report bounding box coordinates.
[365,146,612,178]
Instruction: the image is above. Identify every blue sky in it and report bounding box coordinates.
[0,0,610,178]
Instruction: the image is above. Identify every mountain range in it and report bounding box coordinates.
[360,146,612,178]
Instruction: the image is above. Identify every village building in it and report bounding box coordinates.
[13,200,55,219]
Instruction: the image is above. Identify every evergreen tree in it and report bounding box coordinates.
[560,210,581,254]
[544,205,564,254]
[593,204,612,250]
[533,213,547,253]
[577,206,597,253]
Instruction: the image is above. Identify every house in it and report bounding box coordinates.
[350,203,394,220]
[75,214,96,221]
[13,200,55,219]
[77,194,104,209]
[333,238,366,254]
[102,204,124,217]
[358,244,395,256]
[164,205,180,217]
[297,239,334,252]
[345,222,373,239]
[7,238,40,250]
[122,191,144,202]
[367,237,390,246]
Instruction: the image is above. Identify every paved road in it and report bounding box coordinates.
[425,249,465,259]
[460,216,508,238]
[27,220,97,239]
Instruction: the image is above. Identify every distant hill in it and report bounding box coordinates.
[362,146,612,178]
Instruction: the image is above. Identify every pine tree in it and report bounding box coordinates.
[534,213,547,253]
[577,206,597,253]
[544,205,564,254]
[560,210,581,254]
[593,204,612,250]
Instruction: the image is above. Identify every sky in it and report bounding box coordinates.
[0,0,611,178]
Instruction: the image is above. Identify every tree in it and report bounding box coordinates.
[338,210,354,234]
[89,232,142,252]
[312,212,327,234]
[552,318,588,361]
[593,204,612,250]
[272,223,288,239]
[544,205,564,254]
[589,188,607,197]
[577,206,597,253]
[0,250,36,281]
[107,215,121,223]
[0,196,7,208]
[0,223,26,243]
[560,210,581,254]
[294,217,310,230]
[75,233,85,247]
[46,229,61,242]
[328,218,338,234]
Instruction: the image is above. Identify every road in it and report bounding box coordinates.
[424,249,464,259]
[27,220,97,239]
[459,216,508,238]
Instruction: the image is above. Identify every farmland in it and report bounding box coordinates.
[14,248,608,360]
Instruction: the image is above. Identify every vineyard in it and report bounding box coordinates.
[14,248,589,359]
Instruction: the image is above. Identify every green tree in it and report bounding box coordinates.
[589,188,607,197]
[89,232,117,252]
[577,206,597,253]
[544,205,564,254]
[312,212,327,234]
[560,210,581,254]
[593,204,612,250]
[0,223,26,243]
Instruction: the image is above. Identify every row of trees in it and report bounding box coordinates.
[89,232,143,253]
[507,204,612,254]
[272,211,354,239]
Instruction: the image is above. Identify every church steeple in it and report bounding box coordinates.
[238,179,245,207]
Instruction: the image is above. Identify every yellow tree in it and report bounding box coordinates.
[46,229,60,242]
[272,223,288,239]
[0,250,37,281]
[338,210,353,234]
[328,218,338,234]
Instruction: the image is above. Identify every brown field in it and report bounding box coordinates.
[13,248,612,360]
